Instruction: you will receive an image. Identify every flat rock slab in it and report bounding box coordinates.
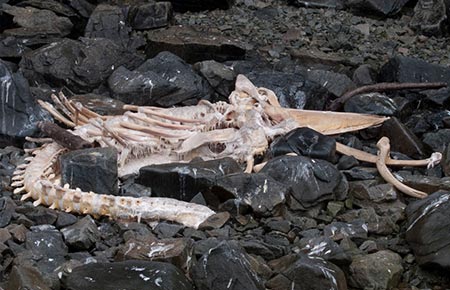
[146,25,246,63]
[63,260,193,290]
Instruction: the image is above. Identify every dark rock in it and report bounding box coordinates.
[342,166,380,180]
[0,228,11,244]
[60,147,118,195]
[306,69,356,98]
[0,197,16,227]
[84,4,135,48]
[7,224,28,243]
[7,265,51,290]
[300,236,352,266]
[323,220,368,241]
[0,60,50,144]
[24,207,58,225]
[269,127,336,162]
[352,64,376,86]
[337,155,359,170]
[63,260,193,290]
[349,181,398,202]
[240,238,285,260]
[379,55,450,84]
[61,216,101,250]
[213,173,288,215]
[55,212,78,229]
[191,241,264,290]
[20,38,144,93]
[380,117,426,158]
[0,36,31,58]
[281,253,347,290]
[244,71,330,110]
[410,0,448,37]
[337,207,398,235]
[146,25,246,64]
[1,4,73,37]
[423,87,450,106]
[290,48,357,69]
[288,0,344,9]
[397,171,450,194]
[25,226,68,273]
[16,0,78,17]
[116,235,192,269]
[198,212,230,230]
[138,51,214,105]
[70,93,126,116]
[66,0,95,18]
[154,222,183,238]
[260,155,347,209]
[168,0,234,12]
[344,0,409,16]
[107,65,177,106]
[194,60,236,98]
[423,129,450,152]
[128,2,172,30]
[443,143,450,176]
[406,191,450,268]
[137,157,241,201]
[348,250,403,289]
[344,93,398,116]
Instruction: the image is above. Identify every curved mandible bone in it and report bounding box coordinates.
[376,137,428,198]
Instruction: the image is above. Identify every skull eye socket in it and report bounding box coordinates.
[208,142,226,154]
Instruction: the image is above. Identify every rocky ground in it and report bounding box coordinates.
[1,0,450,289]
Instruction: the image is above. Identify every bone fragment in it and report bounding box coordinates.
[376,137,428,198]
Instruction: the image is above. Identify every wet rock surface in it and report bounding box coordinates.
[1,0,450,289]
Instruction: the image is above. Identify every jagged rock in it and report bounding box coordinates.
[0,60,50,145]
[323,220,368,241]
[63,260,193,290]
[61,216,101,250]
[0,197,16,227]
[300,236,352,266]
[137,157,241,201]
[337,207,398,235]
[379,55,450,84]
[194,60,236,98]
[0,36,31,58]
[107,65,178,105]
[24,207,58,225]
[344,93,398,116]
[84,4,134,48]
[240,238,286,260]
[406,191,450,268]
[352,64,376,86]
[66,0,95,18]
[146,25,246,63]
[20,38,144,93]
[423,129,450,152]
[349,181,398,202]
[214,173,288,215]
[25,226,68,274]
[281,253,347,290]
[260,155,347,209]
[269,127,336,162]
[16,0,78,17]
[168,0,235,12]
[116,235,192,270]
[1,4,73,38]
[348,250,403,289]
[306,69,356,98]
[380,117,426,158]
[191,241,265,290]
[60,147,119,195]
[55,212,78,229]
[288,0,344,9]
[344,0,409,16]
[7,265,51,290]
[410,0,448,37]
[244,71,330,110]
[423,87,450,106]
[128,2,172,30]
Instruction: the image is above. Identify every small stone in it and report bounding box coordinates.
[198,212,230,230]
[323,220,368,241]
[61,215,101,250]
[7,265,51,290]
[327,201,345,217]
[349,250,403,289]
[7,224,28,243]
